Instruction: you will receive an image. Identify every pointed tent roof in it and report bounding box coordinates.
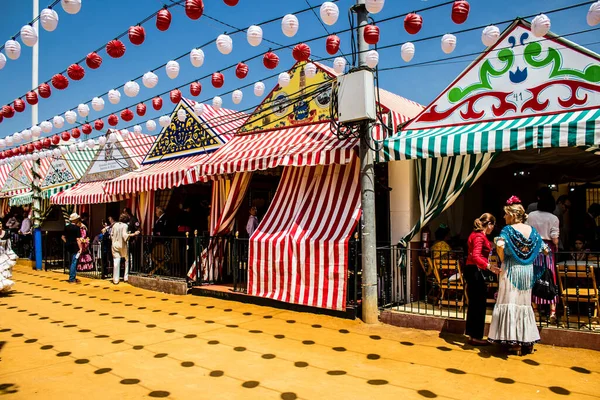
[1,158,52,201]
[379,19,600,161]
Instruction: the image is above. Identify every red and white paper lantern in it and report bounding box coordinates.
[152,97,163,110]
[128,25,146,45]
[124,81,140,97]
[5,40,21,60]
[292,43,311,62]
[190,82,202,96]
[216,34,233,55]
[282,14,299,37]
[404,13,423,35]
[38,83,51,98]
[51,74,69,90]
[166,60,180,79]
[193,102,205,116]
[190,48,205,67]
[143,71,159,88]
[156,9,172,31]
[247,25,263,47]
[67,64,85,80]
[304,62,317,78]
[481,25,500,47]
[185,0,204,20]
[263,51,279,69]
[441,34,457,54]
[92,96,105,111]
[451,0,470,24]
[212,72,224,88]
[106,40,126,58]
[94,118,105,129]
[235,62,249,79]
[61,0,82,15]
[232,90,243,104]
[366,0,385,14]
[40,8,59,32]
[326,35,340,55]
[137,103,147,116]
[20,25,38,47]
[401,42,415,62]
[146,120,157,131]
[53,115,65,129]
[170,89,182,103]
[108,89,121,104]
[212,96,223,109]
[531,14,551,37]
[77,103,90,117]
[320,2,339,26]
[254,81,265,96]
[159,115,171,127]
[86,52,103,69]
[333,57,346,74]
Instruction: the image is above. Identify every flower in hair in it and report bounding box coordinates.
[506,195,522,205]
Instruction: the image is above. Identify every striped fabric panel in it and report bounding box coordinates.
[183,99,247,142]
[103,154,209,195]
[248,157,361,311]
[51,181,119,205]
[63,146,97,178]
[379,109,600,161]
[120,131,156,167]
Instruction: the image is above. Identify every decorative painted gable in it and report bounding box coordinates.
[405,19,600,130]
[41,158,77,190]
[1,162,30,194]
[80,138,135,182]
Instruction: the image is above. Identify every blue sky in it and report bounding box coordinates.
[0,0,597,139]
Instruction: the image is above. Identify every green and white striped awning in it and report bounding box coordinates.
[9,192,33,207]
[378,109,600,161]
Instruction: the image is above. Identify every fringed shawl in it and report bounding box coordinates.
[499,225,544,290]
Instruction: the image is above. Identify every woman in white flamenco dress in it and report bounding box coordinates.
[0,239,17,293]
[488,197,547,356]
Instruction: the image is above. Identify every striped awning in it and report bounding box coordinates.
[378,109,600,161]
[189,123,357,181]
[103,154,209,195]
[8,192,33,207]
[51,180,120,205]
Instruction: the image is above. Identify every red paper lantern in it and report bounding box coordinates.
[86,52,103,69]
[451,0,470,24]
[136,103,147,116]
[17,146,24,155]
[0,115,3,124]
[38,83,51,98]
[27,143,34,153]
[211,72,224,88]
[224,0,239,5]
[26,91,38,105]
[106,40,126,58]
[326,35,341,55]
[156,8,172,31]
[263,51,279,70]
[235,62,249,79]
[128,25,146,45]
[51,74,69,90]
[152,97,163,110]
[67,64,85,80]
[34,141,43,151]
[71,128,81,138]
[5,149,13,158]
[13,99,25,113]
[1,105,15,118]
[61,131,70,141]
[121,109,134,122]
[51,135,60,145]
[94,119,104,131]
[190,82,201,96]
[292,43,311,62]
[11,148,19,156]
[185,0,204,20]
[108,114,119,126]
[404,13,423,35]
[0,152,4,159]
[170,89,182,103]
[82,124,92,134]
[363,24,380,45]
[43,137,51,148]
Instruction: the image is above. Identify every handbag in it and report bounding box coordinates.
[532,266,558,300]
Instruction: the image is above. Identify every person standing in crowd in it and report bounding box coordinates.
[123,207,140,233]
[153,206,169,236]
[246,206,259,237]
[464,213,498,346]
[18,212,32,259]
[571,235,589,261]
[5,213,20,246]
[554,195,571,250]
[111,213,139,285]
[527,194,560,323]
[62,214,82,283]
[526,187,553,214]
[489,196,546,356]
[431,224,452,261]
[76,216,94,272]
[123,207,141,271]
[101,216,116,279]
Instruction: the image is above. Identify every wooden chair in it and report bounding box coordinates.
[556,259,600,327]
[431,256,466,310]
[418,256,437,304]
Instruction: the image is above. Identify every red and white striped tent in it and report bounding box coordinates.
[51,130,156,205]
[0,158,52,200]
[186,61,423,311]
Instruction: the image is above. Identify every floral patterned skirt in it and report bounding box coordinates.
[77,246,94,271]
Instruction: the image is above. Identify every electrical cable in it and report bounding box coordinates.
[0,0,61,53]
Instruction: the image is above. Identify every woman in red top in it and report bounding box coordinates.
[465,213,499,345]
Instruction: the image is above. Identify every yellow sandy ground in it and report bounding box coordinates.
[0,263,599,400]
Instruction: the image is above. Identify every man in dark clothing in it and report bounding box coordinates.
[123,207,140,233]
[153,206,169,236]
[123,207,140,272]
[62,213,82,283]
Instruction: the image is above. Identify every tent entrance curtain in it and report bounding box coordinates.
[187,172,252,282]
[248,158,361,311]
[401,152,497,245]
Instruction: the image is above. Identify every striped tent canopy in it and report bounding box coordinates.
[2,158,52,203]
[378,19,600,162]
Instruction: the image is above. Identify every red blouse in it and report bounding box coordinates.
[466,231,491,270]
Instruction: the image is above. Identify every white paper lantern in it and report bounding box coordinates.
[146,120,157,131]
[366,50,379,68]
[232,90,243,104]
[531,14,551,37]
[60,146,68,154]
[254,81,265,96]
[216,34,233,55]
[142,72,158,88]
[41,121,52,133]
[4,40,21,60]
[278,72,291,88]
[97,136,107,146]
[108,132,117,143]
[53,148,62,158]
[65,110,77,124]
[587,1,600,26]
[133,125,142,134]
[13,132,22,143]
[481,25,500,47]
[159,115,171,127]
[20,25,38,47]
[53,115,65,129]
[166,60,180,79]
[282,14,299,37]
[190,48,205,67]
[77,141,86,151]
[33,151,40,160]
[39,150,47,159]
[22,129,32,140]
[320,2,339,26]
[401,42,415,62]
[247,25,263,47]
[304,62,317,78]
[441,34,457,54]
[0,53,6,70]
[212,96,223,109]
[77,103,90,117]
[61,0,82,14]
[124,81,140,97]
[31,125,41,138]
[366,0,385,14]
[0,139,5,148]
[108,89,121,105]
[92,97,105,111]
[26,154,33,161]
[333,57,346,74]
[177,109,187,122]
[40,8,59,32]
[5,136,13,146]
[120,129,130,139]
[69,144,77,153]
[87,139,95,148]
[193,102,205,116]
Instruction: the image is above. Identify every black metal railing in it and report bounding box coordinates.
[129,235,192,280]
[42,232,65,272]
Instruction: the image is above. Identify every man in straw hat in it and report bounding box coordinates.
[61,213,83,283]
